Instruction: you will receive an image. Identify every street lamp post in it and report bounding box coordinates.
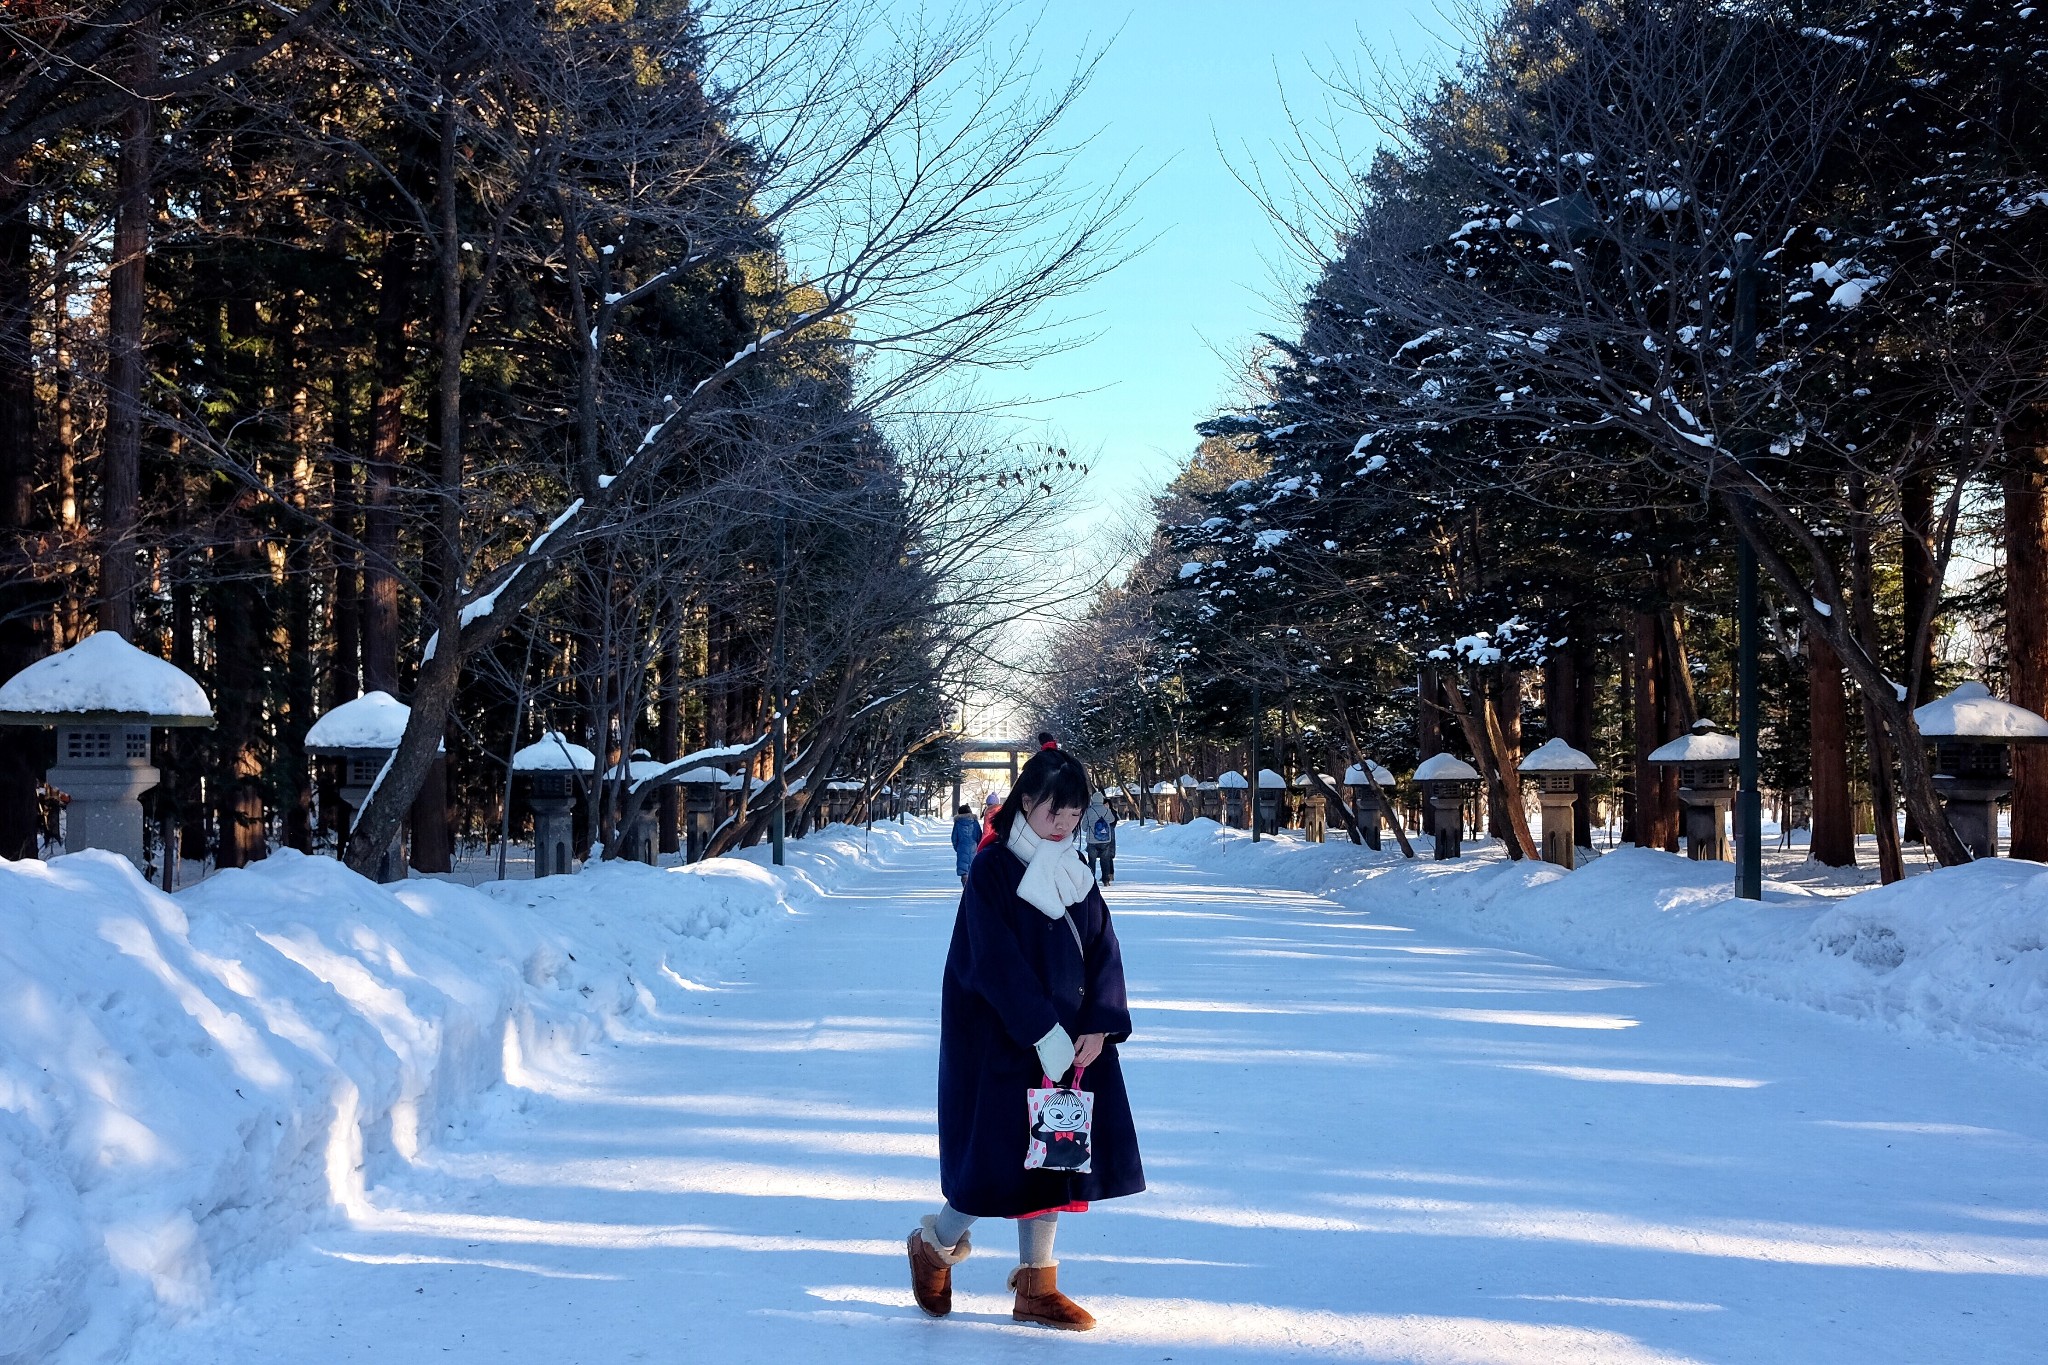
[1732,237,1763,900]
[1250,679,1263,844]
[1531,196,1765,899]
[772,513,787,867]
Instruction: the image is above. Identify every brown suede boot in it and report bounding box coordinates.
[1008,1264,1096,1331]
[907,1216,971,1318]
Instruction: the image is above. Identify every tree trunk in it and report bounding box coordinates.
[364,232,408,696]
[1417,664,1443,834]
[330,348,360,706]
[1900,458,1938,844]
[1806,621,1855,867]
[1632,609,1678,850]
[2007,438,2048,862]
[99,19,157,641]
[1658,602,1698,730]
[280,305,316,853]
[1547,639,1599,846]
[213,528,271,868]
[53,286,82,646]
[1847,481,1907,882]
[1438,669,1538,860]
[347,86,470,878]
[0,200,50,858]
[1487,669,1524,837]
[658,598,683,854]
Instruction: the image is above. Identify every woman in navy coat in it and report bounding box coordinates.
[906,746,1143,1331]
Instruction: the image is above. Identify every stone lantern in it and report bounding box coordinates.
[724,769,757,831]
[304,690,412,882]
[1195,779,1222,822]
[1648,718,1741,861]
[1518,737,1596,869]
[1345,761,1395,850]
[1413,753,1481,859]
[512,732,595,877]
[1217,770,1248,828]
[1255,769,1287,834]
[1913,681,2048,858]
[612,749,672,865]
[670,765,728,863]
[1177,774,1201,824]
[0,631,213,871]
[823,779,864,825]
[1149,780,1180,824]
[1294,773,1337,843]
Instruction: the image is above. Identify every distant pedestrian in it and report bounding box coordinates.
[981,790,1002,841]
[906,746,1143,1332]
[951,804,981,884]
[1037,731,1058,751]
[1081,790,1117,886]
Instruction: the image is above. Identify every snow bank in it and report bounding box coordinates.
[0,823,911,1363]
[1125,819,2048,1069]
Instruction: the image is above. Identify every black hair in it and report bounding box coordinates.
[957,803,971,816]
[1037,731,1057,748]
[993,747,1092,841]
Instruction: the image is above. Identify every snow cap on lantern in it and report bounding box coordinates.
[1413,753,1481,784]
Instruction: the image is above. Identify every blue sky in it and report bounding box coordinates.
[979,1,1454,521]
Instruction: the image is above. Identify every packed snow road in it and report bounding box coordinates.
[129,822,2048,1364]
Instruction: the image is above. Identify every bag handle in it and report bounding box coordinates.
[1040,1064,1086,1090]
[1060,908,1085,959]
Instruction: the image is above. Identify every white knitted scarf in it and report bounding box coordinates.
[1006,810,1097,920]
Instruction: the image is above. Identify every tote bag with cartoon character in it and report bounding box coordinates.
[1025,1068,1094,1173]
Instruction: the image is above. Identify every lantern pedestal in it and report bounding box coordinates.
[1934,772,2006,859]
[337,752,406,883]
[48,725,158,868]
[1536,775,1579,868]
[1303,794,1326,843]
[1427,787,1470,858]
[1678,784,1734,862]
[529,774,576,877]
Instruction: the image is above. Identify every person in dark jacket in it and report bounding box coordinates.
[905,747,1143,1332]
[950,805,981,883]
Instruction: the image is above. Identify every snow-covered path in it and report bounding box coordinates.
[130,823,2048,1364]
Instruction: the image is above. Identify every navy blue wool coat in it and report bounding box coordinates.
[937,839,1144,1217]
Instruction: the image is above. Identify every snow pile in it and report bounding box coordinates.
[0,823,913,1362]
[1123,820,2048,1068]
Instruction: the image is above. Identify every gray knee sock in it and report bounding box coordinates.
[1017,1212,1058,1266]
[932,1202,975,1249]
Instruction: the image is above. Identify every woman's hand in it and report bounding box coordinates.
[1073,1032,1108,1068]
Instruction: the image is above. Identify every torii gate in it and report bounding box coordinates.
[951,736,1038,813]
